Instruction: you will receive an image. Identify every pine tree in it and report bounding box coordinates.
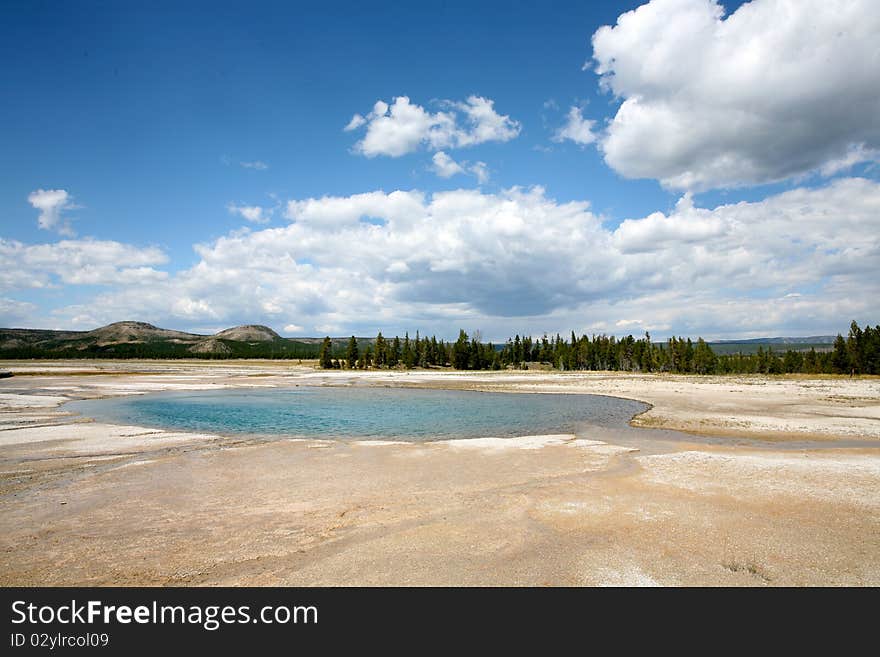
[452,329,470,369]
[469,337,482,369]
[755,345,767,374]
[318,336,333,369]
[346,336,358,369]
[403,332,414,368]
[831,334,849,374]
[374,332,386,367]
[389,336,400,367]
[804,347,818,374]
[865,325,880,374]
[847,320,863,375]
[416,331,428,368]
[692,338,717,374]
[783,349,803,373]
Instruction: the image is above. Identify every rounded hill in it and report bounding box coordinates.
[213,325,281,342]
[83,322,200,345]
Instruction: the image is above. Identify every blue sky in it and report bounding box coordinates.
[2,0,879,339]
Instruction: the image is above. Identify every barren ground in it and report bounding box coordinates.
[1,360,878,586]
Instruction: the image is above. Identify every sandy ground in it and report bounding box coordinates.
[0,360,878,586]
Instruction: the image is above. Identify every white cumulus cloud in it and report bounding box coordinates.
[432,151,466,178]
[35,178,880,339]
[347,95,520,157]
[228,203,272,224]
[344,114,367,131]
[552,106,597,146]
[431,152,490,184]
[0,238,168,293]
[28,189,77,236]
[591,0,880,190]
[0,298,38,325]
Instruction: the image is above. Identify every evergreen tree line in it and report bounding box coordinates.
[318,321,880,375]
[318,330,498,370]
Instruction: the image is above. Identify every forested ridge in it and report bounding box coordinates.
[318,321,880,375]
[2,321,877,375]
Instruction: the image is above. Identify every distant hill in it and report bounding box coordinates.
[82,321,203,345]
[213,324,280,342]
[0,321,324,359]
[705,335,837,356]
[187,338,233,355]
[711,335,836,345]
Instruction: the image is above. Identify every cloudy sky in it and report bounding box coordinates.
[2,0,879,340]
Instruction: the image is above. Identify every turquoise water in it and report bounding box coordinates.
[68,386,647,441]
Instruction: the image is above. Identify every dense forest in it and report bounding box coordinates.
[318,321,880,375]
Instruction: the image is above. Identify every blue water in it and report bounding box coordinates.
[67,386,648,441]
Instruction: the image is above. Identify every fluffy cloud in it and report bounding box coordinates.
[346,95,520,157]
[612,194,725,253]
[31,178,880,339]
[431,151,466,178]
[227,203,272,224]
[28,189,77,236]
[0,238,168,292]
[343,114,367,131]
[431,151,490,183]
[591,0,880,190]
[240,160,269,170]
[552,106,597,146]
[0,298,38,325]
[452,96,521,147]
[285,190,426,228]
[608,178,880,314]
[470,161,489,185]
